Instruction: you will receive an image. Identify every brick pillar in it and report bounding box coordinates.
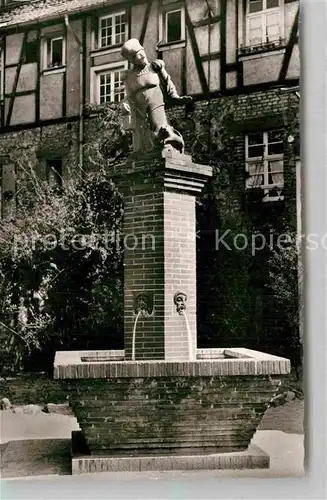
[114,151,212,361]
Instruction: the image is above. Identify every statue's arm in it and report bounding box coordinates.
[151,59,193,105]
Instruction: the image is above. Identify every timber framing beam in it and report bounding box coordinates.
[5,31,28,127]
[278,6,300,82]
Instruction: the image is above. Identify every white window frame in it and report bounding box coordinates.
[246,0,285,47]
[98,11,126,49]
[165,8,185,43]
[90,61,128,105]
[42,35,66,71]
[159,4,186,45]
[245,130,284,202]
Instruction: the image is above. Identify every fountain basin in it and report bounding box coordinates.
[54,348,290,465]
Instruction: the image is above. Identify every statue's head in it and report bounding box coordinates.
[121,38,148,68]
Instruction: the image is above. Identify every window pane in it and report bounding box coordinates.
[267,0,279,8]
[248,162,264,176]
[268,160,283,173]
[248,132,264,146]
[249,0,263,14]
[100,17,113,47]
[99,69,125,104]
[101,32,112,47]
[51,39,63,66]
[115,13,126,44]
[247,175,264,187]
[101,17,112,29]
[99,72,111,103]
[167,10,182,43]
[113,71,124,102]
[268,160,283,185]
[247,162,264,187]
[248,145,265,158]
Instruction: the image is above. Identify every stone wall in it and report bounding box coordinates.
[0,121,80,210]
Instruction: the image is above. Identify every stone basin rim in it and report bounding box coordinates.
[54,348,291,379]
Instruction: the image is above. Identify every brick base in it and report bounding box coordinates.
[55,349,290,457]
[71,431,269,474]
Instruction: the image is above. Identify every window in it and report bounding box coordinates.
[246,0,284,47]
[166,10,182,43]
[99,69,125,103]
[163,6,185,44]
[43,36,65,69]
[24,39,39,64]
[46,158,62,190]
[92,64,126,105]
[98,12,126,48]
[245,130,284,201]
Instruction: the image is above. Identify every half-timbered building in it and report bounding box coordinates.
[0,0,300,351]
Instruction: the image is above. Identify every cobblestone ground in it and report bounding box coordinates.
[259,399,304,434]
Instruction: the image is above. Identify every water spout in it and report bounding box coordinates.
[182,311,195,361]
[132,310,141,361]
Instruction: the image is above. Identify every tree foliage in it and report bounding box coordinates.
[266,229,302,370]
[0,104,126,375]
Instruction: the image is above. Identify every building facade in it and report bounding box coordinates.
[0,0,300,354]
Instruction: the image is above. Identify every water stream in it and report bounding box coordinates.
[131,309,195,361]
[182,310,195,361]
[132,310,141,361]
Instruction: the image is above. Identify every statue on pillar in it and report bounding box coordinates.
[121,38,192,154]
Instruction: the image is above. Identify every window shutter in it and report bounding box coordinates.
[265,11,280,42]
[247,14,263,45]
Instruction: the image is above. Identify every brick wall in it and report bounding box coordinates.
[123,187,165,360]
[164,192,196,360]
[114,154,211,361]
[67,374,282,455]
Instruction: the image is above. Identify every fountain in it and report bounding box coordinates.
[54,39,290,474]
